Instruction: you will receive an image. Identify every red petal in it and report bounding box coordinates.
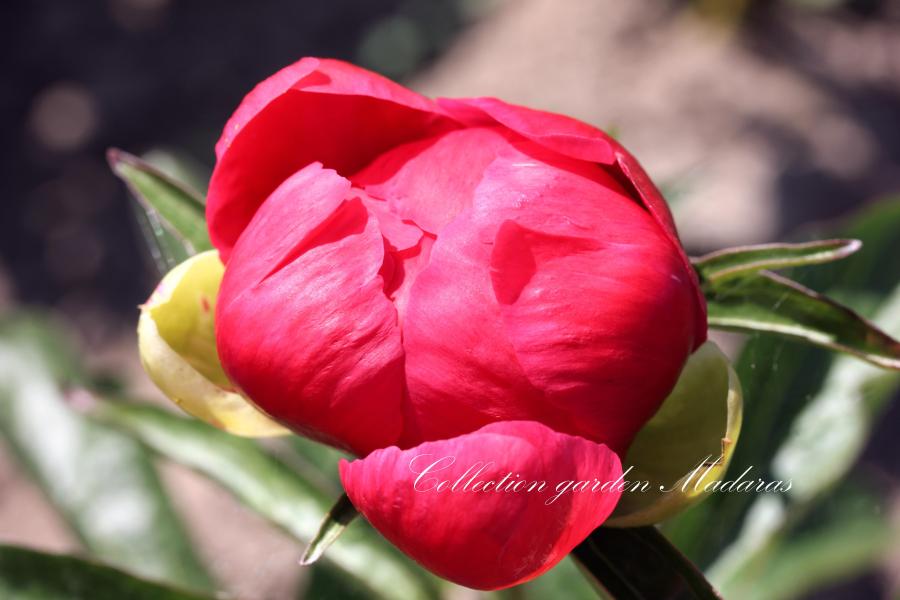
[438,97,616,164]
[215,163,404,455]
[340,420,622,590]
[401,144,700,454]
[399,208,549,447]
[350,126,514,234]
[208,57,456,261]
[358,193,423,253]
[437,96,706,346]
[614,149,708,340]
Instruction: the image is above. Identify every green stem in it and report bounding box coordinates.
[571,526,721,600]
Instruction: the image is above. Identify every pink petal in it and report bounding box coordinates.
[350,126,514,234]
[208,57,456,261]
[358,193,423,252]
[398,209,550,447]
[215,163,404,455]
[614,149,708,338]
[401,143,700,454]
[358,192,432,322]
[340,420,622,590]
[437,95,706,347]
[437,96,616,164]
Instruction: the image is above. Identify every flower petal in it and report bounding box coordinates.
[437,97,616,164]
[138,250,289,437]
[358,193,423,252]
[437,96,706,343]
[401,144,700,454]
[613,148,708,339]
[340,420,622,590]
[350,126,514,234]
[399,186,565,447]
[216,163,405,455]
[208,57,456,261]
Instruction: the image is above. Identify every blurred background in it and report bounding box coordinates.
[2,0,899,598]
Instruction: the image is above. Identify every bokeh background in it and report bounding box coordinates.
[2,0,899,598]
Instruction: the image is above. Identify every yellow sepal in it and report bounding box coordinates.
[138,250,289,437]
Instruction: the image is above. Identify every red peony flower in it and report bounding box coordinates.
[208,57,707,589]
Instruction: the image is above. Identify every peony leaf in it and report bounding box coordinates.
[0,318,213,592]
[92,401,438,600]
[705,271,900,370]
[693,239,861,283]
[517,557,598,600]
[572,526,721,599]
[108,148,211,270]
[605,341,742,527]
[129,199,193,273]
[708,493,898,600]
[703,285,900,597]
[666,197,900,573]
[770,286,900,503]
[300,494,359,566]
[138,250,289,437]
[0,544,215,600]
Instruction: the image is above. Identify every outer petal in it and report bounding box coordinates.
[138,250,288,436]
[209,57,457,261]
[402,144,700,454]
[216,163,404,455]
[340,421,622,590]
[612,147,707,338]
[398,208,549,448]
[437,97,616,164]
[437,96,706,345]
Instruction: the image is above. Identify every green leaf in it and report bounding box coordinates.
[92,401,438,600]
[267,436,346,495]
[770,285,900,502]
[108,148,211,267]
[129,199,193,273]
[300,494,359,566]
[302,566,372,600]
[0,318,213,591]
[0,545,215,600]
[662,333,828,567]
[702,286,900,596]
[666,197,900,577]
[514,557,600,600]
[705,271,900,370]
[729,515,895,600]
[804,197,900,296]
[707,488,898,600]
[572,526,721,600]
[693,239,861,283]
[606,342,743,527]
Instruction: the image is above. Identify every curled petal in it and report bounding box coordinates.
[138,250,288,437]
[216,163,405,455]
[613,148,707,337]
[359,193,423,252]
[208,57,456,261]
[340,421,622,590]
[437,97,616,164]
